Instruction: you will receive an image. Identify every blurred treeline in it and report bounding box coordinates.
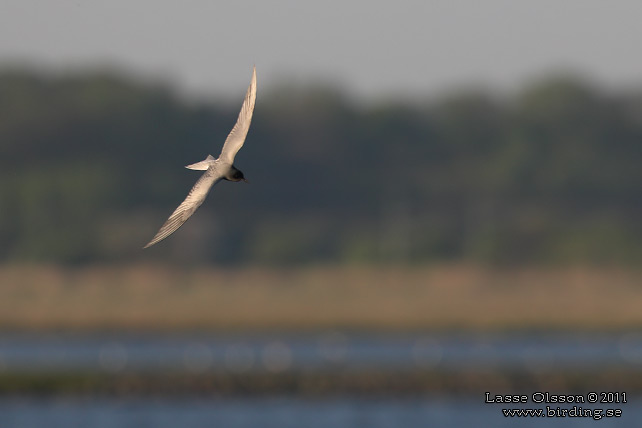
[0,67,640,266]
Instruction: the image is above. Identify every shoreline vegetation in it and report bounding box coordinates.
[1,368,641,397]
[0,264,639,331]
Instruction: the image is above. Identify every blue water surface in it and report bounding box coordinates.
[0,396,635,428]
[0,331,640,373]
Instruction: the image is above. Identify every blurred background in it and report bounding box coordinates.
[1,0,642,426]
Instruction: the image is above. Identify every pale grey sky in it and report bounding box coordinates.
[1,0,641,101]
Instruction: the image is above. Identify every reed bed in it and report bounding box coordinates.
[0,264,639,330]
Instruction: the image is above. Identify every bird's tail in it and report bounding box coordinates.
[185,154,215,170]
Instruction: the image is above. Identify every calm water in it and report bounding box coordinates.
[0,332,640,427]
[0,397,636,428]
[0,331,641,373]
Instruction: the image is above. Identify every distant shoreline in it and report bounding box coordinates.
[0,264,639,331]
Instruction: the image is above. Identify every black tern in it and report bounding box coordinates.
[144,66,257,248]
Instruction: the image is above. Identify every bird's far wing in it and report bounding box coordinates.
[219,66,257,164]
[144,164,223,248]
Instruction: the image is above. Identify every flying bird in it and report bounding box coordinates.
[144,66,257,248]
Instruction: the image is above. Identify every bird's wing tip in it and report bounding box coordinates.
[143,239,159,249]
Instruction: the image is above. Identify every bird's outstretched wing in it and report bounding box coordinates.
[219,66,257,164]
[144,164,223,248]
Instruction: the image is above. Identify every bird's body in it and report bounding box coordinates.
[144,67,256,248]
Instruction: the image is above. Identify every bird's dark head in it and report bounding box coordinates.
[226,166,248,182]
